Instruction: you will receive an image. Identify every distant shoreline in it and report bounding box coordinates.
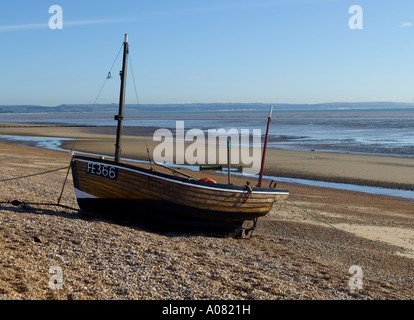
[1,101,414,112]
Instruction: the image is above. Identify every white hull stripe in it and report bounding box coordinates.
[75,188,98,199]
[75,158,289,196]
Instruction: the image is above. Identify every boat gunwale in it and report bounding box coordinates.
[72,155,289,196]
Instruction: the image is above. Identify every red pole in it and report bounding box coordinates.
[258,106,273,187]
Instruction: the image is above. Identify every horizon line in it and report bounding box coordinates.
[1,101,414,107]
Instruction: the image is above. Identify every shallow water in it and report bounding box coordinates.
[265,176,414,200]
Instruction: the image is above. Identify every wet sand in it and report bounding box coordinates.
[0,140,413,300]
[0,125,413,190]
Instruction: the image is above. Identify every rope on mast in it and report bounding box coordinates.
[128,50,154,169]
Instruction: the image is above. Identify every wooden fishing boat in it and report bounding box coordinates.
[71,34,289,237]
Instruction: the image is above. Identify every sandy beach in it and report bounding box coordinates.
[0,127,414,300]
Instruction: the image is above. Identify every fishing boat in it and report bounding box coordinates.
[70,34,289,237]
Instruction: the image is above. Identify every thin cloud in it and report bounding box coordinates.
[0,23,47,32]
[64,18,134,27]
[397,22,413,28]
[0,17,133,33]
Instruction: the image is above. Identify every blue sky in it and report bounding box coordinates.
[1,0,414,105]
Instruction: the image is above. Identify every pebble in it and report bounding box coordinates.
[33,236,42,243]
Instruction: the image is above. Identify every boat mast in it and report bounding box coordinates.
[114,33,129,162]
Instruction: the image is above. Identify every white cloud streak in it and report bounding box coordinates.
[0,23,48,32]
[0,18,133,33]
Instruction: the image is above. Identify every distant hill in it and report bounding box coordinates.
[1,102,413,113]
[0,104,114,113]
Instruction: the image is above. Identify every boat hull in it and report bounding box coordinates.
[71,155,289,235]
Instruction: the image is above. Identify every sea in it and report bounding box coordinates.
[1,106,413,199]
[1,107,413,158]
